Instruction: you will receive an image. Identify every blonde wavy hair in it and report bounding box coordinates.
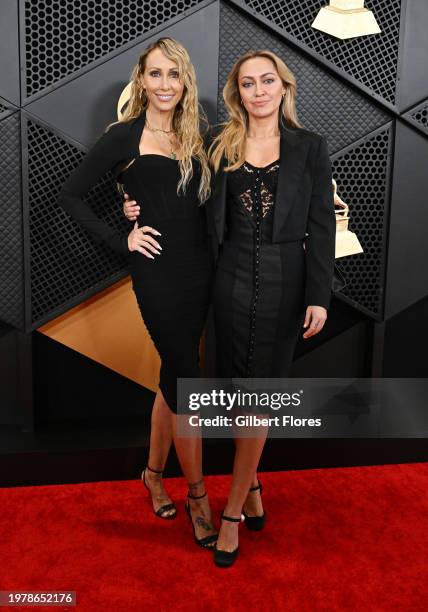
[209,50,301,173]
[107,37,211,203]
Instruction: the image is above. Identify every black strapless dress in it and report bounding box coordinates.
[212,159,306,378]
[119,155,214,412]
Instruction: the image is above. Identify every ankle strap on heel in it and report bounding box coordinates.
[146,464,164,474]
[188,490,207,500]
[249,480,263,494]
[221,513,242,523]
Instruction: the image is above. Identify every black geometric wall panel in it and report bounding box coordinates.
[25,2,220,146]
[0,0,426,359]
[331,124,393,319]
[0,102,11,116]
[0,97,18,119]
[0,112,24,329]
[385,121,428,320]
[21,0,206,100]
[403,99,428,136]
[23,116,129,329]
[394,0,428,112]
[0,0,20,105]
[218,3,391,154]
[233,0,401,107]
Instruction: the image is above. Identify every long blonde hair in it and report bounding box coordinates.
[107,37,210,203]
[209,50,301,173]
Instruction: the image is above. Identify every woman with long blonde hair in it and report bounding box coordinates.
[206,49,335,567]
[57,38,218,549]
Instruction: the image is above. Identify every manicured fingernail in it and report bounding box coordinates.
[156,244,162,250]
[155,250,161,255]
[148,254,154,259]
[154,231,161,236]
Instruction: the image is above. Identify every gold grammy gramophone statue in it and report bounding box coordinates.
[312,0,381,40]
[333,178,363,258]
[117,82,133,120]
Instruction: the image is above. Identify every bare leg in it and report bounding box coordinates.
[143,389,175,518]
[171,413,217,546]
[216,430,268,553]
[243,471,264,517]
[231,438,264,517]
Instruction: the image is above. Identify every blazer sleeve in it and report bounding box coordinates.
[304,135,336,310]
[202,123,221,245]
[56,123,131,258]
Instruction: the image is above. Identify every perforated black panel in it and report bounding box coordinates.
[332,124,393,318]
[236,0,400,106]
[0,98,16,118]
[0,112,24,329]
[23,0,205,98]
[2,0,421,336]
[404,99,428,136]
[26,119,130,328]
[218,3,390,154]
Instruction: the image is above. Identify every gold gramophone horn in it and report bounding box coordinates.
[331,178,364,258]
[117,82,133,120]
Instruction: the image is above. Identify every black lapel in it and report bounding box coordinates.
[211,123,310,245]
[129,110,147,154]
[211,155,228,245]
[272,124,311,242]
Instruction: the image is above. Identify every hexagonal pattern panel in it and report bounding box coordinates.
[332,124,393,318]
[23,0,205,98]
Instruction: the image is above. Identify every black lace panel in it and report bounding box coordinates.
[228,160,280,218]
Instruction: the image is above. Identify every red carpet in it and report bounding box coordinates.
[1,463,427,611]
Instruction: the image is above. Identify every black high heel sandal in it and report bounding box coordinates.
[214,513,241,568]
[185,490,218,549]
[142,465,177,520]
[243,480,266,531]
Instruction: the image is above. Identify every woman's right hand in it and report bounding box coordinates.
[123,192,140,221]
[127,222,162,259]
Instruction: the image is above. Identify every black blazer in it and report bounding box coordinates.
[57,111,151,259]
[206,124,336,310]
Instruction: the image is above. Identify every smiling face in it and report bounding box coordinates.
[141,47,184,113]
[238,56,286,120]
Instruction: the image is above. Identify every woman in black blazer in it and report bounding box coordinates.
[57,38,218,549]
[208,69,335,378]
[124,49,336,567]
[207,49,335,567]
